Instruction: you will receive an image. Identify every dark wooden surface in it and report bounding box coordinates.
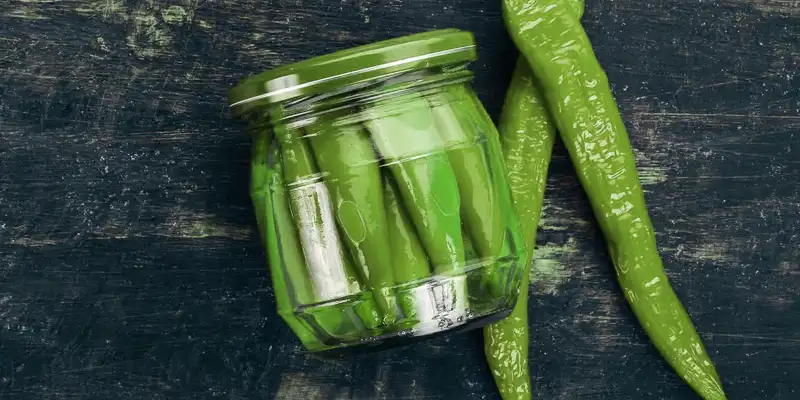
[1,0,798,399]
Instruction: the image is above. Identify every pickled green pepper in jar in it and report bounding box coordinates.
[228,29,527,354]
[306,111,397,324]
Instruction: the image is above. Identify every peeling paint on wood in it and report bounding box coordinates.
[529,238,580,295]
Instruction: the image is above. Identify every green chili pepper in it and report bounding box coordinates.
[565,0,585,18]
[503,1,726,398]
[430,87,504,263]
[274,110,381,332]
[482,58,558,400]
[306,113,397,324]
[484,2,584,396]
[251,128,317,307]
[279,131,358,302]
[364,93,466,276]
[383,174,432,320]
[250,129,322,350]
[430,84,520,301]
[462,226,480,262]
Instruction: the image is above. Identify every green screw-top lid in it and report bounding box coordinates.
[227,29,477,117]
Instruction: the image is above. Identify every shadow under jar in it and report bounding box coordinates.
[228,29,528,355]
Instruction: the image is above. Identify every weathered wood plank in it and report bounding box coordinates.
[1,0,798,399]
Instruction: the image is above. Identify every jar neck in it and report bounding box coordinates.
[247,62,474,132]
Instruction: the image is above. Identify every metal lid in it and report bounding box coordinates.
[227,29,477,117]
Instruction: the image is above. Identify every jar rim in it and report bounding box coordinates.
[227,29,476,117]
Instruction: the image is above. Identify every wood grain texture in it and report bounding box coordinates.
[1,0,798,399]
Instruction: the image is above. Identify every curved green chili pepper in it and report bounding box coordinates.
[430,87,504,264]
[503,1,726,398]
[484,2,584,397]
[274,111,381,332]
[279,131,358,302]
[483,58,559,400]
[432,85,524,299]
[364,93,466,275]
[251,128,316,307]
[273,145,366,340]
[306,114,397,324]
[250,129,322,350]
[383,175,432,320]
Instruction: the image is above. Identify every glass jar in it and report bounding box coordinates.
[228,29,527,354]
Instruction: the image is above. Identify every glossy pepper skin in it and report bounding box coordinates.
[364,93,466,275]
[503,1,726,398]
[306,113,397,324]
[429,86,504,264]
[279,131,357,302]
[430,85,514,300]
[383,175,433,320]
[273,142,381,338]
[484,2,585,397]
[483,58,559,400]
[273,106,381,331]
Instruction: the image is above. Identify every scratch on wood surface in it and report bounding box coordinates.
[662,198,800,262]
[91,207,253,241]
[530,238,580,295]
[778,261,799,276]
[6,238,59,248]
[538,200,592,232]
[0,294,35,340]
[567,285,629,353]
[5,7,50,20]
[659,196,800,310]
[353,0,373,23]
[637,164,668,188]
[693,72,785,90]
[72,0,196,59]
[662,240,741,265]
[157,207,253,240]
[196,18,214,29]
[715,332,800,344]
[73,0,128,21]
[385,0,406,12]
[126,11,174,58]
[239,40,281,59]
[638,112,800,122]
[729,0,800,15]
[4,210,253,246]
[160,5,192,25]
[274,371,347,400]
